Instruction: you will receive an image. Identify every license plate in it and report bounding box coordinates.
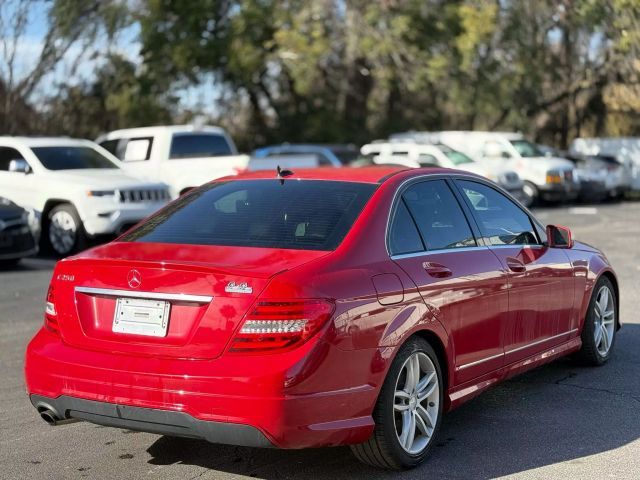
[113,298,171,337]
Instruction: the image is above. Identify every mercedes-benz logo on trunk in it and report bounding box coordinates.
[127,269,142,289]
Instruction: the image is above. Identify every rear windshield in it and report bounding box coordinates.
[32,146,118,170]
[169,133,233,159]
[121,180,377,250]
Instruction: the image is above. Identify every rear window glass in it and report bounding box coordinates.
[169,133,233,159]
[31,146,118,170]
[121,180,377,250]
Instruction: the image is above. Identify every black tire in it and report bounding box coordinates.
[522,181,539,207]
[0,258,20,269]
[350,337,444,470]
[44,204,87,257]
[577,276,617,366]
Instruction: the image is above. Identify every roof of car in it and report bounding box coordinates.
[221,166,471,184]
[98,125,227,139]
[0,136,97,148]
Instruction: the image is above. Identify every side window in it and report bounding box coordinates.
[99,139,119,156]
[0,147,26,171]
[457,180,538,246]
[402,180,476,250]
[417,153,438,166]
[121,137,153,162]
[318,153,333,166]
[389,201,424,255]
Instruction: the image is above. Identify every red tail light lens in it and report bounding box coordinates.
[230,299,335,353]
[44,284,59,335]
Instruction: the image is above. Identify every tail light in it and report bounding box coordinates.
[44,284,59,335]
[230,299,335,353]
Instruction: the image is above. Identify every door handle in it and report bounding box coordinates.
[422,262,452,278]
[506,257,526,273]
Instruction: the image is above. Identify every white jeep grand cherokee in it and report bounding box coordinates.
[0,137,170,256]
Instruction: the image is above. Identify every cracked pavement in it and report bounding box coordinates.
[1,202,639,479]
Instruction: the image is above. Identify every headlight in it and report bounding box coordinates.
[87,190,116,197]
[545,171,563,184]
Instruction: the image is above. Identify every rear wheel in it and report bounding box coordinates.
[45,204,86,257]
[351,338,443,470]
[578,277,617,366]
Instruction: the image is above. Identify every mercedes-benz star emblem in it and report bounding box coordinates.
[127,269,142,289]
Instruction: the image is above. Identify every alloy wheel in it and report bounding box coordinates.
[393,352,439,455]
[49,210,77,255]
[593,285,615,356]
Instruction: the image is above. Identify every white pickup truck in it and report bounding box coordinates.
[96,125,249,198]
[392,131,579,205]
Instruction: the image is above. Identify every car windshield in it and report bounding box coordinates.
[31,146,118,170]
[510,140,543,158]
[440,147,474,165]
[169,133,233,159]
[121,180,377,250]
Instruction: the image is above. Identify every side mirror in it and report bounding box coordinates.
[8,159,31,174]
[546,224,573,248]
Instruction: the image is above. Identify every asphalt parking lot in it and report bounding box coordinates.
[1,201,639,480]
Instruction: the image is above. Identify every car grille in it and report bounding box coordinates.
[564,171,573,182]
[119,189,170,203]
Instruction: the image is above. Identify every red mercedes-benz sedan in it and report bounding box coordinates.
[25,167,619,469]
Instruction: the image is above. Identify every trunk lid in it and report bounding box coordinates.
[54,242,328,359]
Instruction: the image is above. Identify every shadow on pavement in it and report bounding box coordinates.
[145,325,640,479]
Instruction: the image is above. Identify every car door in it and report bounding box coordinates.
[0,146,36,209]
[389,178,509,385]
[454,179,575,364]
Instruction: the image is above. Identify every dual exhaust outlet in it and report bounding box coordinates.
[36,403,78,426]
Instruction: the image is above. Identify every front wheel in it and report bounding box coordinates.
[45,204,86,257]
[351,338,443,470]
[521,181,539,207]
[578,277,617,366]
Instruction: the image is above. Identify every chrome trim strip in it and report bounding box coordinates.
[75,286,213,304]
[456,328,579,371]
[488,244,544,250]
[505,329,579,355]
[391,245,488,260]
[456,352,504,371]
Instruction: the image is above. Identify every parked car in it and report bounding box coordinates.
[570,137,636,193]
[361,141,528,205]
[97,125,249,198]
[393,131,579,205]
[26,167,618,470]
[248,154,325,171]
[252,143,360,167]
[537,145,608,202]
[0,137,171,256]
[0,196,39,267]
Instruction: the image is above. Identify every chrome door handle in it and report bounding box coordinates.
[506,257,526,273]
[423,262,452,278]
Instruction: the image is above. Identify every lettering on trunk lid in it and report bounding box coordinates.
[225,281,253,294]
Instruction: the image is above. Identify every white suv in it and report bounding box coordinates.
[0,137,170,256]
[96,125,249,198]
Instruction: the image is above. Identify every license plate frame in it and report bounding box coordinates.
[113,297,171,337]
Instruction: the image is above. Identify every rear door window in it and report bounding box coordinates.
[402,180,476,250]
[121,180,376,251]
[170,133,233,159]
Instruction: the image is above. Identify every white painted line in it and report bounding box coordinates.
[568,207,598,215]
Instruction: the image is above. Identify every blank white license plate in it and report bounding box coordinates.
[113,298,171,337]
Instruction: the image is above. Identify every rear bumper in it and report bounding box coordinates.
[30,394,272,447]
[25,328,378,449]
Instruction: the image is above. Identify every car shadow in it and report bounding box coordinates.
[144,324,640,479]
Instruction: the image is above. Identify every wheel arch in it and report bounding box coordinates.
[599,270,620,330]
[42,199,74,226]
[412,329,450,397]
